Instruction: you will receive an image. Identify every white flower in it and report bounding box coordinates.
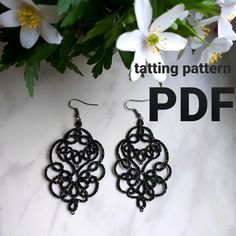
[178,10,189,21]
[116,0,188,82]
[217,0,236,40]
[0,0,62,49]
[189,16,218,49]
[198,37,233,64]
[194,12,204,20]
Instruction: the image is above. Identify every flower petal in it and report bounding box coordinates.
[157,32,187,51]
[38,5,62,23]
[194,16,218,27]
[189,36,203,49]
[179,10,189,20]
[130,45,147,81]
[38,19,62,44]
[194,12,204,20]
[21,0,39,10]
[150,4,185,33]
[218,15,236,40]
[0,10,20,27]
[209,37,233,53]
[224,0,236,5]
[217,0,225,5]
[0,0,24,9]
[134,0,152,35]
[20,28,39,48]
[194,26,205,39]
[198,48,211,64]
[221,4,236,18]
[146,50,166,82]
[116,30,144,52]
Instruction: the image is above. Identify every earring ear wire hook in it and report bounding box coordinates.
[124,99,149,120]
[69,99,98,119]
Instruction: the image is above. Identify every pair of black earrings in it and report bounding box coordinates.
[45,99,172,214]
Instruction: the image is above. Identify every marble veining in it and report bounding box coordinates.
[0,49,235,236]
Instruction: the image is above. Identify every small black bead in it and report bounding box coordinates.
[137,119,144,126]
[75,120,82,128]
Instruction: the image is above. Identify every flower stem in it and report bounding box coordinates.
[185,24,210,46]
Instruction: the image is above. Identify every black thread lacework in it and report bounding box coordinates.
[114,119,172,212]
[45,124,105,215]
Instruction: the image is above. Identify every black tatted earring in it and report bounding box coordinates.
[114,99,172,212]
[45,99,105,215]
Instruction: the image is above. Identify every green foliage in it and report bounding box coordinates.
[87,46,113,78]
[60,4,83,27]
[0,0,221,96]
[28,44,58,64]
[24,62,40,97]
[60,0,104,28]
[118,51,134,69]
[82,14,117,42]
[151,0,165,18]
[57,0,73,15]
[163,0,219,16]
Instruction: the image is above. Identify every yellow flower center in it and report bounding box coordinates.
[200,25,211,37]
[16,8,40,30]
[209,52,223,64]
[145,34,160,54]
[226,13,236,22]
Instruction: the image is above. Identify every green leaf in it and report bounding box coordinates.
[71,37,103,57]
[71,0,82,6]
[61,1,87,27]
[61,7,79,27]
[28,44,58,64]
[24,62,40,97]
[59,27,78,58]
[87,47,104,65]
[91,61,103,78]
[0,42,20,66]
[151,0,165,18]
[0,64,10,72]
[50,51,67,73]
[80,0,104,28]
[104,21,123,48]
[103,47,113,70]
[118,50,134,69]
[66,59,83,75]
[82,13,116,42]
[57,0,72,15]
[87,45,113,78]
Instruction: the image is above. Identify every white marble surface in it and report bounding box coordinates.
[0,47,235,236]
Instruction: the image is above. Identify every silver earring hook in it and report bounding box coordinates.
[68,98,98,120]
[124,99,149,120]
